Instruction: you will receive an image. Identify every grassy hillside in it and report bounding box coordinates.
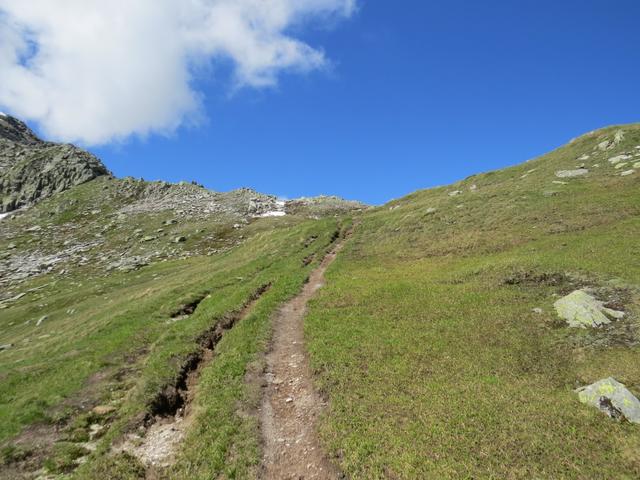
[1,123,639,479]
[0,173,353,478]
[305,124,640,478]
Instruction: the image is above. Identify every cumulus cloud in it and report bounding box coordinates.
[0,0,356,145]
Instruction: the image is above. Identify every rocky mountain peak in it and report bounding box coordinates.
[0,114,110,212]
[0,113,43,146]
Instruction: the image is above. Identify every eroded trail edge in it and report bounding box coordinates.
[117,284,271,475]
[261,231,349,480]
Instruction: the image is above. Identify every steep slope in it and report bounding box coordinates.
[0,114,110,212]
[2,121,638,479]
[305,124,640,478]
[0,117,363,479]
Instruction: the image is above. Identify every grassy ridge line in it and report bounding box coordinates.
[305,126,640,478]
[76,218,344,479]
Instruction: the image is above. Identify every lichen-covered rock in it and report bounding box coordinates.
[555,169,589,178]
[608,154,631,164]
[576,378,640,424]
[553,290,624,328]
[0,114,110,212]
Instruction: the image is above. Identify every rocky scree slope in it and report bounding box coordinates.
[0,116,365,291]
[0,114,110,212]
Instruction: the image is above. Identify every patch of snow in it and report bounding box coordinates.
[260,211,286,218]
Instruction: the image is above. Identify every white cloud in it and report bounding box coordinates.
[0,0,356,145]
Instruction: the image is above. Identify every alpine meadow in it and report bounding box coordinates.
[1,2,640,479]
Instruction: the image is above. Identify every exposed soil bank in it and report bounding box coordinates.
[119,284,271,473]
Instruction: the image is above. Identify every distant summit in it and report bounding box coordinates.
[0,112,43,146]
[0,114,110,212]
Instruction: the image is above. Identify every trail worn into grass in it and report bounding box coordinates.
[260,236,347,480]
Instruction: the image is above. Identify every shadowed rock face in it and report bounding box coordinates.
[0,114,110,212]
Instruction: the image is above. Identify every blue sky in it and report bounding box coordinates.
[5,1,640,205]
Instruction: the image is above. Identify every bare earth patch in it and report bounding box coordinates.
[260,236,347,479]
[116,285,271,476]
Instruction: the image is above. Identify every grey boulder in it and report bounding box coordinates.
[576,378,640,424]
[554,290,624,328]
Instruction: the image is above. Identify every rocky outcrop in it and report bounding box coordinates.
[0,114,109,212]
[555,168,589,178]
[284,195,367,217]
[554,290,625,328]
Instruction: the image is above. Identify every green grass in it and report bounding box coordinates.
[76,218,345,479]
[1,191,345,477]
[305,124,640,478]
[2,123,640,478]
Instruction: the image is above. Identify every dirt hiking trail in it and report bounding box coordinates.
[260,234,349,480]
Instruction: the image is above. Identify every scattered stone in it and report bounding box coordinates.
[552,181,568,185]
[7,243,16,249]
[425,207,437,215]
[106,256,149,272]
[614,162,628,170]
[554,290,624,328]
[532,308,543,314]
[634,162,640,169]
[92,405,116,416]
[578,154,590,161]
[174,236,187,243]
[555,169,588,178]
[620,170,635,177]
[469,184,478,191]
[285,397,294,403]
[141,235,157,242]
[448,190,462,197]
[36,315,48,327]
[576,378,640,424]
[0,344,13,351]
[89,423,105,440]
[608,155,631,164]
